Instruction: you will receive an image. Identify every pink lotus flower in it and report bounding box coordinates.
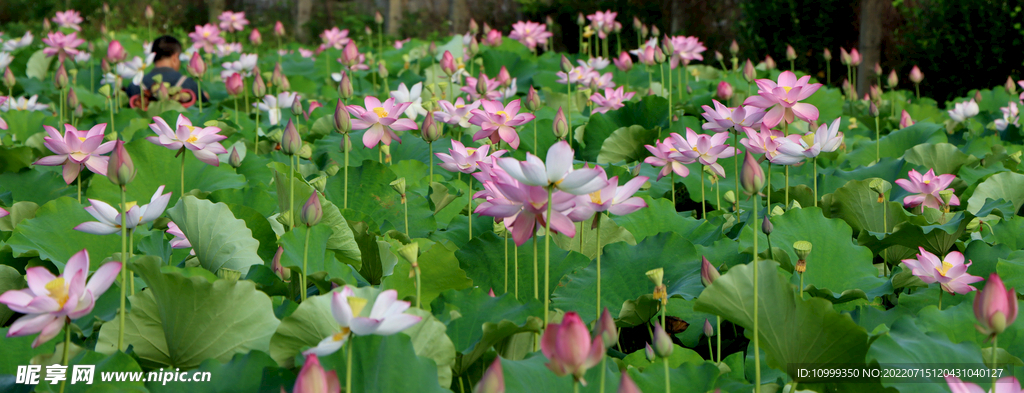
[670,128,738,178]
[468,99,535,149]
[0,249,121,347]
[775,118,844,159]
[902,247,983,295]
[33,124,115,184]
[743,71,823,128]
[146,114,229,166]
[224,72,244,96]
[555,67,594,86]
[462,74,503,101]
[669,35,706,68]
[107,40,127,63]
[249,28,262,46]
[739,124,795,159]
[42,31,85,62]
[588,73,615,90]
[590,86,635,114]
[217,11,249,33]
[644,138,695,180]
[974,273,1018,337]
[509,21,553,52]
[302,287,422,356]
[587,11,617,39]
[612,52,633,72]
[900,110,915,128]
[483,29,502,46]
[52,10,83,31]
[474,167,580,245]
[346,96,418,148]
[75,186,172,235]
[166,221,193,252]
[541,311,604,385]
[497,140,606,194]
[700,100,766,133]
[274,21,286,37]
[717,81,733,100]
[895,169,959,210]
[476,358,505,393]
[320,27,351,50]
[188,24,225,53]
[393,38,410,49]
[945,375,1022,393]
[995,102,1019,131]
[571,175,648,219]
[293,353,340,393]
[435,97,481,128]
[909,65,924,84]
[436,140,504,174]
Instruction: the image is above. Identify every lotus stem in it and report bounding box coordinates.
[826,62,831,87]
[515,241,519,300]
[59,317,71,393]
[992,336,998,388]
[197,81,203,113]
[574,379,580,393]
[915,83,920,100]
[734,132,740,217]
[414,261,422,308]
[753,193,761,393]
[243,77,250,114]
[595,215,603,319]
[567,83,573,150]
[254,107,261,149]
[813,157,818,207]
[716,315,721,364]
[799,272,804,300]
[766,163,772,209]
[129,229,134,294]
[664,64,672,131]
[664,356,671,393]
[700,168,706,218]
[670,171,676,207]
[428,141,434,182]
[76,172,81,203]
[875,115,881,163]
[118,185,127,352]
[533,236,538,300]
[785,166,790,210]
[403,193,409,237]
[716,181,721,211]
[290,155,296,229]
[180,151,186,197]
[707,333,714,363]
[938,288,942,310]
[544,187,553,327]
[600,356,607,393]
[233,98,238,127]
[533,119,538,155]
[346,339,353,393]
[299,225,310,302]
[344,134,350,209]
[467,177,473,240]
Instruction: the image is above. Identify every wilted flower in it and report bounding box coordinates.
[901,247,983,295]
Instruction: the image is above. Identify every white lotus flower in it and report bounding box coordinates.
[389,82,427,120]
[255,92,299,125]
[302,287,422,357]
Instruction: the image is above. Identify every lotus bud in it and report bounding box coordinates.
[560,55,573,73]
[869,102,879,117]
[763,55,776,70]
[716,81,733,101]
[974,90,983,104]
[644,343,656,362]
[740,151,765,195]
[252,70,266,97]
[43,19,51,31]
[660,37,674,58]
[428,42,437,57]
[654,48,667,64]
[331,73,351,99]
[145,5,155,20]
[274,21,285,37]
[73,104,83,119]
[390,178,406,202]
[292,97,304,117]
[225,73,244,96]
[249,28,263,46]
[187,51,205,78]
[282,119,301,155]
[839,48,851,65]
[272,62,284,86]
[108,140,136,187]
[66,87,79,108]
[849,48,862,65]
[974,273,1018,337]
[54,63,68,90]
[375,11,384,25]
[641,24,649,39]
[525,86,541,111]
[873,62,882,77]
[553,107,569,139]
[107,40,126,63]
[103,2,110,14]
[482,22,492,36]
[271,246,290,281]
[822,47,832,61]
[576,13,585,26]
[334,99,352,134]
[100,58,112,75]
[703,319,714,337]
[594,308,618,349]
[293,354,339,393]
[785,44,797,61]
[762,215,774,235]
[618,372,641,393]
[726,40,738,56]
[870,85,882,102]
[887,70,899,89]
[473,358,504,393]
[441,51,456,76]
[842,78,855,97]
[700,256,720,287]
[711,51,722,65]
[632,16,642,31]
[228,146,242,168]
[279,74,291,91]
[724,190,736,205]
[909,65,924,84]
[300,192,323,227]
[497,66,511,88]
[469,36,479,55]
[743,59,756,82]
[652,321,673,358]
[378,60,389,78]
[651,25,660,37]
[422,113,443,142]
[476,74,489,96]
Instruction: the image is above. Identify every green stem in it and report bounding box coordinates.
[574,379,580,393]
[76,172,81,203]
[813,157,818,207]
[290,154,296,229]
[254,107,260,150]
[671,171,676,207]
[197,80,203,113]
[345,339,353,393]
[716,315,721,364]
[567,83,573,150]
[700,167,706,219]
[938,288,942,310]
[301,225,310,301]
[428,141,433,182]
[59,318,71,393]
[344,134,350,209]
[663,64,671,130]
[414,262,422,308]
[664,356,671,393]
[826,62,830,86]
[799,272,804,300]
[118,185,127,352]
[595,215,603,319]
[544,187,553,327]
[707,334,714,363]
[515,241,519,300]
[403,196,409,237]
[533,236,538,300]
[600,356,607,393]
[875,114,881,163]
[734,131,740,218]
[915,83,920,100]
[533,119,538,155]
[180,150,186,197]
[753,193,761,393]
[233,98,238,127]
[766,163,772,209]
[991,335,999,388]
[784,165,789,210]
[129,229,134,295]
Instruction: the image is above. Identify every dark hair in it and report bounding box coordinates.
[151,36,183,62]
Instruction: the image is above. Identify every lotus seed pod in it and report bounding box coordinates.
[793,240,812,261]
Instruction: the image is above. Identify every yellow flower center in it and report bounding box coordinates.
[937,260,954,276]
[455,104,464,109]
[120,201,138,211]
[372,107,389,118]
[78,136,87,142]
[183,125,199,143]
[691,146,699,152]
[783,86,792,93]
[203,32,210,37]
[466,148,477,155]
[923,180,931,184]
[495,110,509,121]
[45,277,69,308]
[348,296,368,317]
[589,191,603,204]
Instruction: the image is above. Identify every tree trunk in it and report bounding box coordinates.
[449,0,469,35]
[207,0,226,25]
[386,0,403,36]
[857,0,884,96]
[294,0,314,43]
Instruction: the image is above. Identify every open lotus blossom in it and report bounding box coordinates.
[587,11,617,38]
[0,52,12,71]
[462,74,503,101]
[188,24,225,53]
[52,10,84,31]
[588,73,615,91]
[34,124,115,184]
[509,21,553,52]
[0,249,121,348]
[2,31,33,52]
[214,43,243,57]
[585,57,611,71]
[901,248,982,295]
[390,82,427,120]
[743,70,823,128]
[670,128,739,178]
[483,29,502,46]
[347,96,418,148]
[945,375,1022,393]
[147,114,229,166]
[468,99,535,149]
[293,354,340,393]
[590,86,635,114]
[475,173,579,245]
[895,168,959,210]
[556,66,599,87]
[75,186,172,235]
[392,38,410,49]
[302,287,422,357]
[995,102,1019,131]
[974,273,1018,337]
[948,99,980,123]
[1,95,49,112]
[217,11,249,33]
[612,51,633,72]
[669,35,706,68]
[498,140,606,194]
[436,140,504,174]
[700,100,766,133]
[775,117,844,159]
[220,53,258,79]
[740,124,802,164]
[570,175,648,220]
[254,92,298,125]
[644,138,696,180]
[74,51,91,63]
[116,55,154,86]
[320,27,351,50]
[435,97,481,128]
[42,31,85,61]
[541,311,604,385]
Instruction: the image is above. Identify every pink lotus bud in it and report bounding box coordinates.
[539,312,604,383]
[271,246,290,281]
[54,62,68,90]
[375,11,384,25]
[428,42,437,57]
[763,55,776,70]
[497,66,511,88]
[293,354,339,393]
[279,74,291,91]
[249,28,262,45]
[974,90,983,104]
[225,73,244,96]
[482,22,492,35]
[560,55,574,73]
[145,5,154,20]
[822,47,832,61]
[785,44,796,61]
[729,40,739,56]
[632,16,642,31]
[652,321,672,358]
[660,37,674,58]
[716,81,733,101]
[100,23,108,35]
[2,67,15,89]
[900,110,914,128]
[228,146,242,168]
[613,21,622,34]
[282,119,302,155]
[618,372,641,393]
[1006,77,1017,94]
[839,48,851,65]
[651,25,660,37]
[553,107,569,139]
[703,319,714,337]
[640,24,649,39]
[873,62,882,76]
[103,2,110,14]
[441,51,456,76]
[101,58,111,74]
[421,112,442,142]
[594,308,618,349]
[546,16,555,27]
[974,273,1018,337]
[842,78,855,97]
[525,86,541,112]
[701,256,720,287]
[869,102,879,117]
[870,85,881,102]
[66,87,78,108]
[252,70,266,97]
[334,98,352,134]
[108,140,135,187]
[473,358,504,393]
[301,192,323,227]
[613,51,633,72]
[653,48,667,64]
[849,48,862,66]
[73,104,83,118]
[43,19,51,31]
[336,72,353,99]
[742,59,756,82]
[274,21,286,37]
[188,51,205,78]
[107,40,126,63]
[887,70,899,89]
[644,343,655,362]
[272,62,284,87]
[740,151,765,195]
[762,215,773,235]
[469,18,479,34]
[292,97,304,118]
[341,41,359,65]
[714,50,724,63]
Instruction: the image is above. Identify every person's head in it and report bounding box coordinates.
[152,35,183,70]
